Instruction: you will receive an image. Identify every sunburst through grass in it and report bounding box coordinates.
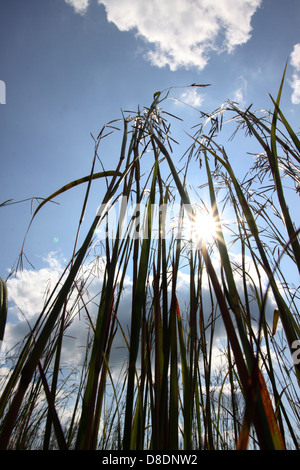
[177,205,221,252]
[0,72,300,450]
[188,207,219,247]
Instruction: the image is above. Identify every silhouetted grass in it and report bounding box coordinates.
[0,71,299,449]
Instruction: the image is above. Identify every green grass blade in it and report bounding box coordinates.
[168,284,178,450]
[37,361,68,450]
[270,95,300,156]
[175,296,192,450]
[201,141,300,365]
[0,166,124,449]
[31,171,122,221]
[152,131,250,390]
[123,157,158,450]
[203,151,254,370]
[269,66,300,271]
[0,278,8,342]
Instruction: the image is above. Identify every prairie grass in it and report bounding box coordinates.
[0,71,299,450]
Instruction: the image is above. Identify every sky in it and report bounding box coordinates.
[0,0,300,370]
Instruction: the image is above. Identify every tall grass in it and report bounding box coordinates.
[0,72,299,450]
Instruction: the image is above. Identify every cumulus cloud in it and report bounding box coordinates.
[97,0,262,71]
[2,252,131,373]
[290,43,300,104]
[64,0,89,15]
[7,252,65,323]
[64,0,261,71]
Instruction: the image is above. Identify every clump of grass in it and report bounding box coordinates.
[0,70,299,450]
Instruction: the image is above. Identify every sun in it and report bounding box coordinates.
[185,207,218,247]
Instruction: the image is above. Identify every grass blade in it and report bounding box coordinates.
[0,278,8,342]
[123,157,158,450]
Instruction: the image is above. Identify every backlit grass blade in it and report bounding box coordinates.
[201,139,300,377]
[123,156,158,450]
[152,261,164,448]
[0,164,125,449]
[75,154,133,449]
[37,361,68,450]
[175,296,192,450]
[270,95,300,157]
[168,267,178,450]
[268,66,300,270]
[29,171,122,225]
[151,127,266,446]
[0,278,8,342]
[151,132,250,391]
[198,143,288,448]
[203,150,254,370]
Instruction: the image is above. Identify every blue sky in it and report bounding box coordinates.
[0,0,300,359]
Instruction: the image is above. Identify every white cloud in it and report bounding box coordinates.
[290,75,300,105]
[97,0,262,71]
[64,0,89,15]
[2,246,276,381]
[232,87,244,105]
[7,252,65,323]
[3,252,131,371]
[178,88,205,107]
[231,76,248,107]
[291,43,300,71]
[290,43,300,105]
